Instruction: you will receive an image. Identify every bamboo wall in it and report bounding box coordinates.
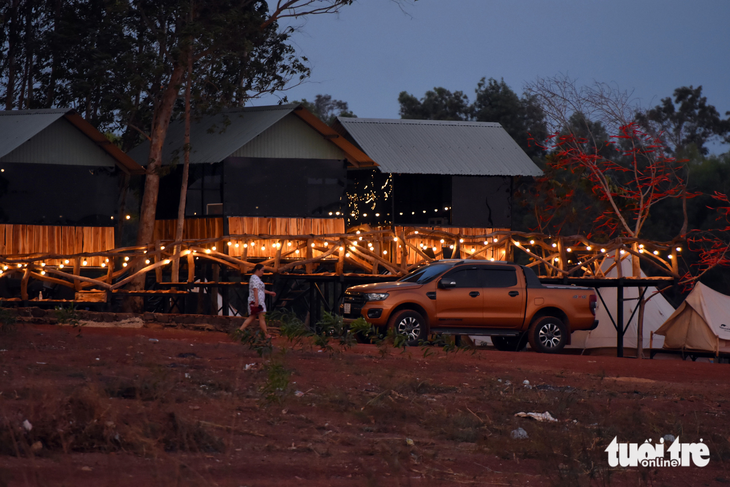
[0,224,114,266]
[153,218,225,242]
[227,217,345,259]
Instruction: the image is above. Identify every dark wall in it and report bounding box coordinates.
[451,176,511,228]
[224,157,346,218]
[155,163,223,219]
[393,174,451,226]
[0,163,118,225]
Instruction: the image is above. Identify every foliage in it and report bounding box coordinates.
[635,85,730,156]
[313,310,356,352]
[398,78,547,157]
[54,305,81,328]
[235,328,273,358]
[260,351,291,405]
[0,306,17,334]
[297,94,356,125]
[530,123,692,240]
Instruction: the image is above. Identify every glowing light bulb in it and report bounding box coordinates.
[59,264,64,269]
[586,246,592,251]
[676,247,682,252]
[164,259,170,265]
[668,255,674,260]
[82,261,88,266]
[383,250,387,255]
[243,244,248,248]
[295,249,300,254]
[490,258,495,262]
[65,260,70,264]
[124,256,129,261]
[123,262,128,267]
[567,248,572,252]
[339,247,344,251]
[440,239,444,243]
[235,243,239,248]
[101,263,106,267]
[212,246,216,251]
[600,248,606,253]
[346,253,350,258]
[415,231,419,234]
[493,237,498,242]
[554,257,559,262]
[529,240,535,245]
[375,213,380,217]
[324,242,328,247]
[125,215,130,220]
[459,239,464,243]
[205,249,211,254]
[41,270,45,275]
[653,250,659,255]
[620,250,626,255]
[160,246,165,250]
[552,243,557,248]
[145,259,150,264]
[261,246,265,251]
[227,242,232,246]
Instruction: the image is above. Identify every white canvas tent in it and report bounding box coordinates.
[569,256,675,351]
[654,282,730,354]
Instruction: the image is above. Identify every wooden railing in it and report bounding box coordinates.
[0,228,681,301]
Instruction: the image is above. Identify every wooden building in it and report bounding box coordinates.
[0,109,144,266]
[127,104,374,260]
[332,117,543,264]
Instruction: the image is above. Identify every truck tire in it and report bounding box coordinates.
[527,316,567,353]
[389,309,427,346]
[492,334,527,352]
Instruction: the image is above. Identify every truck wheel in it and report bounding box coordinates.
[389,309,427,346]
[528,316,567,353]
[492,335,527,352]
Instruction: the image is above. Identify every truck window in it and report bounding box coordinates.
[482,268,517,288]
[441,268,481,288]
[398,263,452,284]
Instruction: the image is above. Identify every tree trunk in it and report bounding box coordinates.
[136,63,186,247]
[172,47,193,281]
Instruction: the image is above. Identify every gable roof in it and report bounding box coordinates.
[0,109,144,174]
[127,104,374,167]
[333,117,542,177]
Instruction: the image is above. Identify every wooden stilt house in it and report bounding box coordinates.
[0,109,145,267]
[127,104,374,262]
[331,118,543,265]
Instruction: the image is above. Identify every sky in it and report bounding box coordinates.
[256,0,730,154]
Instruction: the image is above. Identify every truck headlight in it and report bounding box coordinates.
[364,292,389,302]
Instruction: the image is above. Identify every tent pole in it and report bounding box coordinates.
[616,278,624,358]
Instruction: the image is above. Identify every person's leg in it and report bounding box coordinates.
[258,313,270,337]
[239,313,255,331]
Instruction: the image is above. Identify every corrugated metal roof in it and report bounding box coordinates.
[128,105,297,165]
[0,109,144,174]
[0,109,70,159]
[335,117,543,177]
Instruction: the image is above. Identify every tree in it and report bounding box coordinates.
[398,87,471,121]
[472,77,547,158]
[297,94,355,125]
[635,85,730,156]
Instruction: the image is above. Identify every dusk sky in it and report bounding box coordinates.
[257,0,730,153]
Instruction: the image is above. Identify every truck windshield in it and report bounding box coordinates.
[398,264,452,284]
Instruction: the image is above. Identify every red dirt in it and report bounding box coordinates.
[1,323,729,486]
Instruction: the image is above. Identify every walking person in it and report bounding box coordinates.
[239,264,276,338]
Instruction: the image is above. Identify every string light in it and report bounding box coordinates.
[40,270,45,275]
[383,250,387,255]
[261,246,265,251]
[566,248,572,252]
[668,255,674,260]
[65,260,70,264]
[493,237,498,242]
[145,259,150,264]
[529,240,535,245]
[160,246,165,250]
[101,262,106,267]
[620,250,626,255]
[205,249,211,254]
[82,260,88,266]
[586,246,592,251]
[227,241,232,246]
[653,250,659,255]
[59,264,64,269]
[600,248,606,253]
[295,249,300,254]
[125,215,130,220]
[676,247,682,252]
[552,243,557,248]
[124,256,129,261]
[123,262,128,267]
[164,259,170,265]
[235,243,239,248]
[212,246,216,251]
[243,243,248,248]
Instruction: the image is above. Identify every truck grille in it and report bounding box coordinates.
[342,292,365,318]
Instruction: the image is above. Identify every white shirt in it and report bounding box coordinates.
[248,274,266,312]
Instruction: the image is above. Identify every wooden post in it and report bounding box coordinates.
[106,257,114,283]
[211,264,219,316]
[671,247,678,275]
[73,258,81,291]
[632,242,645,359]
[558,237,567,272]
[154,241,162,283]
[20,266,31,301]
[336,239,345,276]
[187,252,195,283]
[274,240,282,272]
[399,231,408,271]
[372,240,379,274]
[306,238,313,274]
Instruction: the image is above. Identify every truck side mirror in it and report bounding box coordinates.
[439,279,456,289]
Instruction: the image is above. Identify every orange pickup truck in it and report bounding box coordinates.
[341,260,598,353]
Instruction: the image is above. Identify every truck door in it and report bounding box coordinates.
[435,266,484,327]
[480,267,526,328]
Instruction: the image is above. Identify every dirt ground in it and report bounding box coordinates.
[1,322,729,487]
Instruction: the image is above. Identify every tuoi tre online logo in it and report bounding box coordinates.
[605,436,710,467]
